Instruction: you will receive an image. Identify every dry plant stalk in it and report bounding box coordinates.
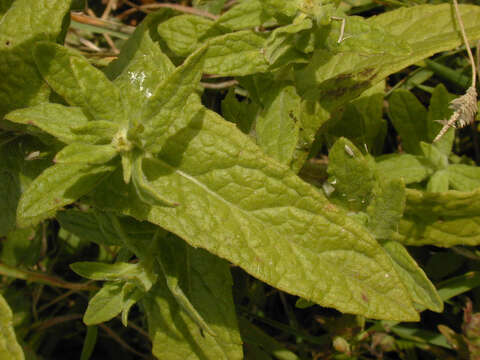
[433,0,478,142]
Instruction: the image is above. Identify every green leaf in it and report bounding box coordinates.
[107,12,175,119]
[5,104,89,144]
[0,170,20,237]
[192,0,226,15]
[395,188,480,247]
[437,272,480,302]
[388,90,428,155]
[203,31,268,76]
[327,138,375,211]
[143,240,243,360]
[215,0,266,31]
[93,108,418,320]
[17,163,115,227]
[0,294,24,360]
[221,88,258,134]
[292,3,480,154]
[1,227,40,267]
[57,209,122,246]
[157,235,216,337]
[80,326,97,360]
[264,17,312,69]
[141,45,207,153]
[447,164,480,192]
[326,82,387,155]
[370,5,480,75]
[157,14,214,57]
[83,282,124,325]
[71,120,120,145]
[0,0,74,118]
[367,179,405,240]
[375,154,431,184]
[70,261,155,291]
[426,170,449,193]
[0,0,13,16]
[420,142,448,171]
[33,42,126,122]
[382,241,443,312]
[54,143,117,165]
[256,84,302,165]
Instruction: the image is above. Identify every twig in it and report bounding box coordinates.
[99,324,151,359]
[119,1,218,20]
[102,0,116,20]
[31,314,83,331]
[0,262,98,291]
[201,80,238,89]
[433,0,478,142]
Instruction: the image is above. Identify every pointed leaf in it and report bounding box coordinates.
[382,241,443,312]
[93,108,418,320]
[157,14,215,56]
[143,239,243,360]
[70,261,155,291]
[388,90,428,155]
[141,46,207,153]
[203,31,268,76]
[33,42,125,122]
[0,294,24,360]
[106,12,175,119]
[0,0,74,118]
[17,163,115,227]
[54,143,117,165]
[83,282,124,325]
[5,104,89,144]
[256,84,302,165]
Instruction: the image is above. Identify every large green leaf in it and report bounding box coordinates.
[0,294,24,360]
[447,164,480,192]
[0,0,73,118]
[93,107,418,320]
[17,163,116,227]
[143,237,243,360]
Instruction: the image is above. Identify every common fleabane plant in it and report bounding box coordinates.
[2,0,480,358]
